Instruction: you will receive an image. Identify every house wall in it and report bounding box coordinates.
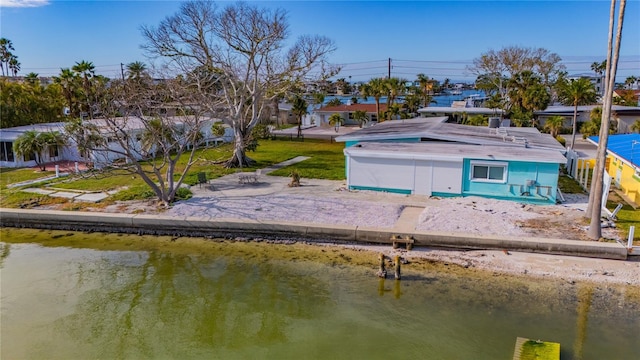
[462,159,559,203]
[607,155,640,205]
[346,155,464,196]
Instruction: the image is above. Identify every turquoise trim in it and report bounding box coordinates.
[461,191,555,204]
[348,185,412,195]
[431,192,460,198]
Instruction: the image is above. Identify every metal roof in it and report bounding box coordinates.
[344,142,567,164]
[335,118,565,152]
[534,105,640,115]
[588,133,640,168]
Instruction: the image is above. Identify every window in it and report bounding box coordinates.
[0,142,14,162]
[49,145,59,158]
[470,161,507,183]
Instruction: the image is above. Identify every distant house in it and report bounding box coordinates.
[534,105,640,134]
[0,116,229,169]
[314,103,388,127]
[335,118,566,204]
[613,89,640,107]
[568,73,605,96]
[588,133,640,206]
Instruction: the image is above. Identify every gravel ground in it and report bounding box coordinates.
[169,194,404,228]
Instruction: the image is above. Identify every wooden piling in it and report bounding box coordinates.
[377,253,387,278]
[394,255,401,280]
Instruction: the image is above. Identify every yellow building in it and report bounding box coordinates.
[588,134,640,206]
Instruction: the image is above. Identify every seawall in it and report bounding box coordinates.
[0,208,628,260]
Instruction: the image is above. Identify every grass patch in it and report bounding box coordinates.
[0,167,55,189]
[607,199,640,243]
[0,139,345,209]
[557,174,586,194]
[519,339,560,360]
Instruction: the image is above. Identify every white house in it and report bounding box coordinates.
[0,116,232,169]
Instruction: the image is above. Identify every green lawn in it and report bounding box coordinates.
[0,167,55,190]
[0,138,346,207]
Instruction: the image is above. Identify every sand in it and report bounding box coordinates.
[97,176,639,286]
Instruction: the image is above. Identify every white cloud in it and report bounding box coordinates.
[0,0,50,8]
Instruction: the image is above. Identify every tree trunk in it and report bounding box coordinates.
[587,0,626,240]
[570,104,578,150]
[225,128,254,168]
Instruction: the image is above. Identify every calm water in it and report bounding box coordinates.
[1,230,639,359]
[325,89,481,107]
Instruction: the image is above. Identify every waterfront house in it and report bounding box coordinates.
[588,133,640,206]
[335,118,567,204]
[0,116,229,169]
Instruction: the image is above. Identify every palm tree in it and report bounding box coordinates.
[24,72,39,87]
[361,78,386,122]
[126,61,148,81]
[12,131,65,171]
[54,68,79,117]
[353,109,368,128]
[590,60,606,77]
[557,77,597,149]
[0,38,14,77]
[13,130,41,166]
[290,95,308,138]
[385,77,406,120]
[328,113,344,132]
[8,55,20,77]
[72,60,96,118]
[544,116,565,139]
[625,75,637,89]
[630,119,640,133]
[416,73,434,106]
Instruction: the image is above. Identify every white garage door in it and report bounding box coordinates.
[350,157,415,191]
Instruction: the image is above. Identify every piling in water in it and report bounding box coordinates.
[394,255,401,280]
[377,253,387,278]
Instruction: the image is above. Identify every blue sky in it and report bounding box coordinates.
[1,0,639,82]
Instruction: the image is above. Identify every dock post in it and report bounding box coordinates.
[394,255,401,280]
[377,253,387,278]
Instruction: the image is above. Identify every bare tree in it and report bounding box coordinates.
[141,0,336,167]
[64,77,212,207]
[587,0,627,240]
[468,46,565,113]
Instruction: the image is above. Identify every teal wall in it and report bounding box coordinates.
[462,159,559,203]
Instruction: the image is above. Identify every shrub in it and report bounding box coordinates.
[174,187,192,201]
[252,123,271,140]
[556,136,566,147]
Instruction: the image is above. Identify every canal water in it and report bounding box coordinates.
[1,228,639,359]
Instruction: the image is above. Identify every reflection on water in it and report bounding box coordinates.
[1,233,639,359]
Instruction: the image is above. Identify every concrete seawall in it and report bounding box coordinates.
[0,208,628,260]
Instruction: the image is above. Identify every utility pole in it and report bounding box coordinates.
[120,63,125,81]
[388,58,391,79]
